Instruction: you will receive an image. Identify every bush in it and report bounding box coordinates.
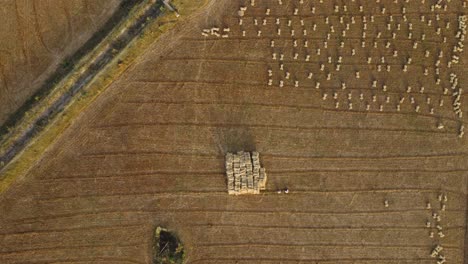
[153,227,185,264]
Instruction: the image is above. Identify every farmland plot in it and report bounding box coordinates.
[0,0,467,263]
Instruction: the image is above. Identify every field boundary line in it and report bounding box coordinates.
[195,242,463,250]
[34,188,466,202]
[129,80,464,99]
[12,208,467,225]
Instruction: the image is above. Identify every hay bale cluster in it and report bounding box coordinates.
[225,151,267,195]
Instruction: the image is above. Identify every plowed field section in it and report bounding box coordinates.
[0,0,467,263]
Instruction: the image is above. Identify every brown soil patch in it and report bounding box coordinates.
[0,0,467,263]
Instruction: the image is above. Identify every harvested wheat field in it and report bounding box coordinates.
[0,0,122,125]
[1,0,468,263]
